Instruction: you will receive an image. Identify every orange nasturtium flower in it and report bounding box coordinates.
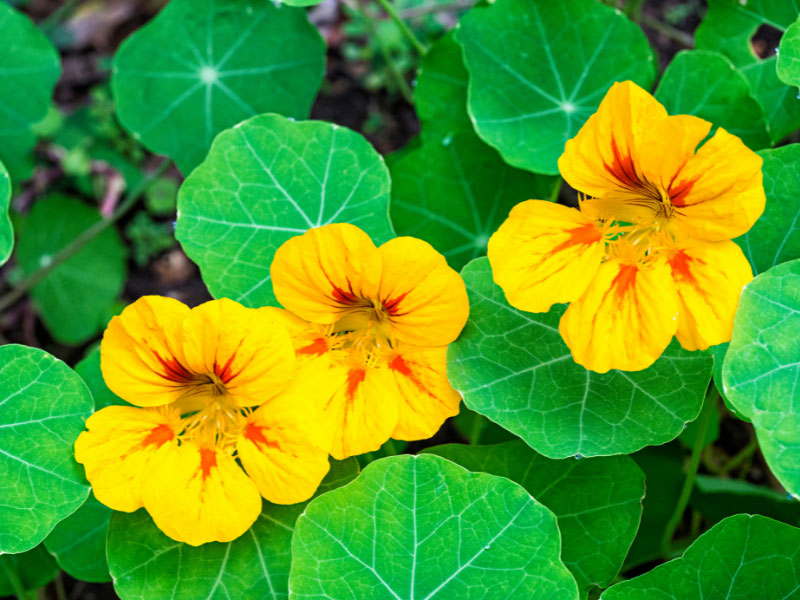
[489,80,765,373]
[268,223,470,459]
[74,297,331,546]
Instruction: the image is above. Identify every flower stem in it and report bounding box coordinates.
[718,436,759,476]
[0,159,172,316]
[374,0,428,55]
[660,388,717,557]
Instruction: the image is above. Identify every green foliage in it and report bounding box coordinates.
[0,345,92,554]
[289,454,578,599]
[15,195,126,345]
[176,114,394,307]
[449,258,713,458]
[690,475,800,527]
[111,0,326,174]
[0,544,59,596]
[0,159,11,266]
[778,17,800,87]
[424,442,644,597]
[74,346,127,410]
[724,259,800,498]
[125,212,175,266]
[0,2,61,181]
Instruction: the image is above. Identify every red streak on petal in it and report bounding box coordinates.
[383,291,409,317]
[199,447,217,479]
[389,355,436,399]
[243,423,281,451]
[612,264,639,300]
[298,337,329,356]
[550,222,603,255]
[141,424,174,449]
[669,178,697,207]
[669,250,706,288]
[604,137,641,189]
[320,263,359,306]
[346,369,366,400]
[214,351,238,384]
[153,351,194,384]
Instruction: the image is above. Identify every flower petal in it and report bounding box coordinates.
[100,296,191,407]
[377,237,469,346]
[270,223,382,325]
[74,406,182,512]
[142,443,262,546]
[668,240,753,351]
[237,394,330,505]
[387,345,461,441]
[488,200,605,313]
[559,257,679,373]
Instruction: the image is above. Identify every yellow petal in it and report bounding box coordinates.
[142,443,261,546]
[668,240,753,351]
[100,296,191,407]
[74,406,182,512]
[668,127,765,241]
[488,200,606,313]
[237,394,330,505]
[377,236,469,346]
[270,223,383,325]
[180,298,296,407]
[559,257,679,373]
[387,345,461,441]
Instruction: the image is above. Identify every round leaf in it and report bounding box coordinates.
[690,475,800,527]
[0,160,11,266]
[654,50,770,150]
[289,454,579,600]
[75,346,127,410]
[778,18,800,87]
[0,3,61,181]
[602,515,800,599]
[455,0,656,175]
[0,344,92,554]
[723,259,800,497]
[424,442,644,597]
[15,195,126,345]
[176,114,394,307]
[107,458,360,600]
[0,544,59,596]
[449,258,713,458]
[111,0,326,174]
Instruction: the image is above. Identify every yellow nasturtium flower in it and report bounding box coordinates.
[75,297,331,546]
[489,80,764,373]
[269,223,470,459]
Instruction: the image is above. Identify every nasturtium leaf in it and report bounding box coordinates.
[390,132,558,270]
[424,441,644,597]
[0,3,61,181]
[740,58,800,145]
[723,259,800,497]
[0,159,11,266]
[452,408,517,445]
[75,346,127,410]
[602,514,800,599]
[176,114,394,307]
[449,258,713,458]
[111,0,326,174]
[107,458,360,600]
[289,454,578,600]
[690,475,800,527]
[455,0,656,175]
[677,398,720,448]
[0,345,92,554]
[778,18,800,87]
[0,544,59,596]
[44,492,112,583]
[654,50,770,150]
[15,195,126,345]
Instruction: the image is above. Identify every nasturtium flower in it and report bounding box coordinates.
[75,296,331,546]
[269,223,469,459]
[489,81,763,374]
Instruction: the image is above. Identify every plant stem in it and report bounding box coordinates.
[374,0,428,55]
[0,558,29,600]
[639,13,694,48]
[718,436,760,476]
[0,159,171,316]
[40,0,82,32]
[54,572,67,600]
[660,389,716,556]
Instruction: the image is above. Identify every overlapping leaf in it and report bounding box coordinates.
[289,454,578,600]
[455,0,656,175]
[0,345,92,554]
[690,475,800,527]
[449,258,713,458]
[424,442,644,597]
[0,160,11,266]
[778,17,800,87]
[0,544,59,596]
[112,0,326,173]
[176,114,394,307]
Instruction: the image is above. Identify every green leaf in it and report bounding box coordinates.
[740,57,800,144]
[111,0,325,174]
[455,0,656,175]
[778,18,800,87]
[107,458,360,600]
[602,514,800,599]
[424,441,644,597]
[449,258,713,458]
[289,454,578,600]
[44,492,112,583]
[0,159,11,266]
[176,114,394,307]
[452,407,517,445]
[654,50,770,150]
[74,346,127,410]
[0,344,92,554]
[723,259,800,497]
[15,195,127,345]
[0,544,59,596]
[0,3,61,181]
[390,131,558,270]
[690,475,800,527]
